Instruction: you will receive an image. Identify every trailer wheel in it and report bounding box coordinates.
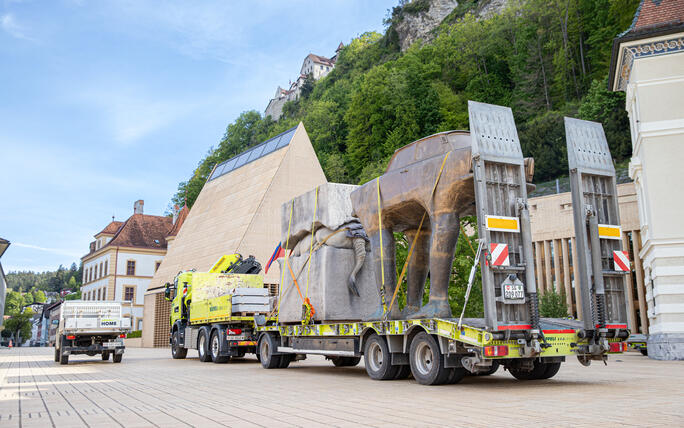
[364,334,399,380]
[171,330,187,359]
[198,329,212,362]
[113,353,122,363]
[210,331,230,364]
[409,332,450,385]
[102,351,110,361]
[538,362,561,379]
[59,349,69,365]
[258,333,282,369]
[54,346,60,362]
[473,361,499,376]
[332,356,361,367]
[508,360,548,380]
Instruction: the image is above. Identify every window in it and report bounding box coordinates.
[98,263,102,279]
[104,260,108,276]
[126,260,136,276]
[90,267,94,281]
[97,289,101,300]
[84,269,88,283]
[137,319,143,330]
[155,261,161,272]
[124,286,135,302]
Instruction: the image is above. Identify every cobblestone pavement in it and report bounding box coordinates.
[0,347,682,428]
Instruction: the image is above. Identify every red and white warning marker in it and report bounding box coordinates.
[490,243,510,266]
[613,250,630,272]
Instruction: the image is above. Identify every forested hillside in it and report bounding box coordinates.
[6,263,83,293]
[172,0,639,210]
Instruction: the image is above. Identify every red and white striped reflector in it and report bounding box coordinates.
[490,243,510,266]
[613,250,630,272]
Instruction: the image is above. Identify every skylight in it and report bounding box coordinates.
[207,126,297,182]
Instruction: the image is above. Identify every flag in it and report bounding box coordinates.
[265,242,286,274]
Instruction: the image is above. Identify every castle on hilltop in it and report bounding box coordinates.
[265,43,343,120]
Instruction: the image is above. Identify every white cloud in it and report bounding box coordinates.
[1,13,35,41]
[12,242,82,258]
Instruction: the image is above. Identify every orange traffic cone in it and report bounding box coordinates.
[8,339,12,348]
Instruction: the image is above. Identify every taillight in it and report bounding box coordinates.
[226,328,242,336]
[119,334,126,338]
[484,345,508,357]
[66,335,75,340]
[609,342,624,353]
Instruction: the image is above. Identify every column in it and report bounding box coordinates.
[553,239,562,295]
[561,238,573,317]
[622,232,638,333]
[544,240,553,293]
[632,230,648,334]
[535,241,544,293]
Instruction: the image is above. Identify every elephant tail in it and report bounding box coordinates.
[348,237,365,297]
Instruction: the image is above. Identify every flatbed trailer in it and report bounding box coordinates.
[254,317,627,384]
[252,102,630,385]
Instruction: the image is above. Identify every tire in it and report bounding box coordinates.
[409,332,450,385]
[102,352,110,361]
[364,334,399,380]
[508,360,548,380]
[198,329,212,362]
[640,348,648,356]
[259,333,282,369]
[393,364,412,380]
[332,356,361,367]
[445,367,468,384]
[474,361,499,376]
[59,349,69,365]
[278,353,292,368]
[54,346,60,362]
[113,353,122,363]
[538,362,561,379]
[171,330,187,359]
[210,331,230,364]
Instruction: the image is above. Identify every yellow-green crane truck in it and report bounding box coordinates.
[165,254,270,363]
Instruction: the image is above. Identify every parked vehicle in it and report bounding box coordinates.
[54,301,131,365]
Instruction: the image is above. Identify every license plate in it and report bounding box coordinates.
[503,283,525,300]
[104,341,119,348]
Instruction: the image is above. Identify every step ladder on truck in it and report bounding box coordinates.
[253,101,630,385]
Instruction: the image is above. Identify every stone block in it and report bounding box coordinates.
[647,333,684,360]
[278,246,379,323]
[281,183,359,248]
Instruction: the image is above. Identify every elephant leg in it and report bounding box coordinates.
[409,212,459,319]
[402,229,430,317]
[365,229,400,320]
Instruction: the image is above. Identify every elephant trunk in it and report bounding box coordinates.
[348,237,365,296]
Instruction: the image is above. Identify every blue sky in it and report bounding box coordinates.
[0,0,397,272]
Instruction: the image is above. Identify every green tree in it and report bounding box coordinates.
[23,291,33,305]
[539,289,569,318]
[4,291,24,314]
[33,290,46,304]
[3,308,34,345]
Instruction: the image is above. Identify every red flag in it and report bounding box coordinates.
[265,243,285,274]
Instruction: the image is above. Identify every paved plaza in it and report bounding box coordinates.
[0,347,682,427]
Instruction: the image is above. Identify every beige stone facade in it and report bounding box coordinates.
[609,0,684,359]
[142,123,327,347]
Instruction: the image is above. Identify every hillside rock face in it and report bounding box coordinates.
[394,0,510,52]
[395,0,460,51]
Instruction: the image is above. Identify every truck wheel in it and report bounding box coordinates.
[171,331,187,359]
[54,346,60,362]
[508,360,547,380]
[445,367,468,384]
[332,356,361,367]
[364,334,399,380]
[640,348,648,356]
[393,364,411,380]
[102,351,110,361]
[59,350,69,365]
[259,333,282,369]
[113,353,122,363]
[409,332,450,385]
[210,331,230,364]
[198,329,212,362]
[278,354,292,368]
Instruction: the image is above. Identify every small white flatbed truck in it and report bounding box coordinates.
[54,301,132,364]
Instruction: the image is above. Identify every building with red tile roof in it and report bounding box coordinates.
[80,200,186,331]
